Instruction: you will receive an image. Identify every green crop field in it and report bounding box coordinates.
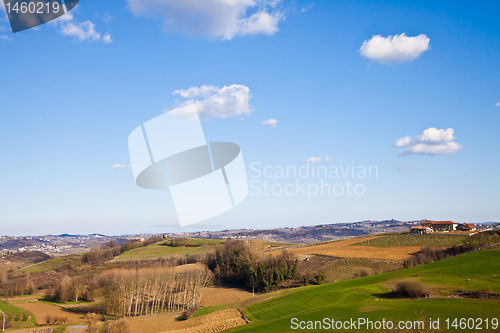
[0,301,35,329]
[0,301,23,315]
[354,233,469,248]
[17,254,82,274]
[112,239,223,261]
[201,248,500,332]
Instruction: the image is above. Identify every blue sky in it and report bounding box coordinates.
[0,0,499,236]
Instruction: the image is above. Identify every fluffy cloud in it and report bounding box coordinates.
[261,119,277,127]
[496,102,500,107]
[171,84,253,119]
[301,157,330,163]
[102,33,112,43]
[112,164,131,169]
[126,0,284,40]
[49,9,110,43]
[360,33,430,64]
[393,135,412,147]
[61,21,101,41]
[416,127,454,143]
[394,127,462,156]
[103,13,115,23]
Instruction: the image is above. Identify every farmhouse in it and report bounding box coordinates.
[410,226,433,235]
[420,221,458,232]
[457,223,476,232]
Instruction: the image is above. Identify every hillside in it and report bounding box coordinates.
[197,248,500,332]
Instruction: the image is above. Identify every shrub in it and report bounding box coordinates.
[357,269,370,277]
[185,305,200,320]
[315,271,324,284]
[85,313,102,333]
[105,320,130,333]
[395,280,426,298]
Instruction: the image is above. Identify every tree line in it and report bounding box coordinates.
[404,230,500,268]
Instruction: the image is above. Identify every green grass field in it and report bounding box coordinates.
[16,254,82,274]
[112,239,224,261]
[202,248,500,332]
[354,233,469,248]
[0,301,36,329]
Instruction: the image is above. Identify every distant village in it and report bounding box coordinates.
[1,220,498,255]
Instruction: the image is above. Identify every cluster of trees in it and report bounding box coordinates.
[404,231,500,268]
[163,238,203,248]
[100,266,213,318]
[0,271,34,297]
[206,240,298,292]
[45,274,98,303]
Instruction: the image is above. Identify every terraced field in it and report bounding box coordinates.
[282,236,421,260]
[124,309,245,333]
[355,233,469,248]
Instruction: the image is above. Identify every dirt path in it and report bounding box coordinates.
[125,309,246,333]
[282,236,420,260]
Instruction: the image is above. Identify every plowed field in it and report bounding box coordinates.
[282,236,420,260]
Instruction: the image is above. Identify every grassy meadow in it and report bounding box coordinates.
[111,238,224,261]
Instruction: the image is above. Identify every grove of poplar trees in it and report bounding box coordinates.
[100,266,213,318]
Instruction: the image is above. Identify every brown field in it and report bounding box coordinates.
[281,236,421,261]
[7,328,56,333]
[125,309,245,333]
[201,286,253,307]
[15,302,85,325]
[172,263,204,273]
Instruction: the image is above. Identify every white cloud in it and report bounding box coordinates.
[61,20,101,41]
[51,11,74,24]
[103,13,115,23]
[360,33,430,64]
[495,102,500,107]
[0,35,11,41]
[301,157,329,163]
[394,127,462,156]
[393,135,413,147]
[103,33,112,43]
[261,119,277,127]
[112,164,131,169]
[301,5,313,12]
[126,0,285,40]
[416,127,455,143]
[171,84,253,119]
[49,9,110,43]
